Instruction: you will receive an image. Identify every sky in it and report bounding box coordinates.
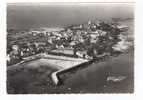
[7,3,134,30]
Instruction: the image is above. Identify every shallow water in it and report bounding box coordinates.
[7,51,134,93]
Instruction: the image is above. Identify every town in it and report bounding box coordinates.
[7,20,131,66]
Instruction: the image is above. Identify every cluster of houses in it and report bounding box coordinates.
[7,20,130,65]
